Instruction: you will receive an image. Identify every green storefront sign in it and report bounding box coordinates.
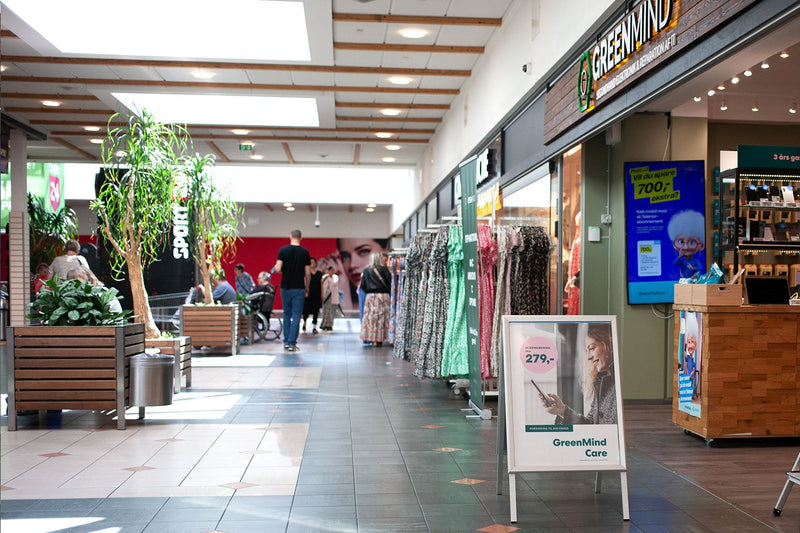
[0,162,65,227]
[738,145,800,170]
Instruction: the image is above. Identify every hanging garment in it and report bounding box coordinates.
[490,226,516,380]
[408,233,435,365]
[477,224,497,378]
[388,257,405,344]
[441,225,468,377]
[512,226,553,315]
[415,226,450,379]
[394,235,423,360]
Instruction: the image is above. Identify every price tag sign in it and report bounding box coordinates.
[520,337,558,373]
[629,166,680,203]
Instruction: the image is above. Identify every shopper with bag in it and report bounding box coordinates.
[320,266,340,331]
[359,252,392,347]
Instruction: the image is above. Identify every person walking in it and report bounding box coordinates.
[234,263,255,296]
[320,265,340,331]
[272,229,310,351]
[302,257,322,334]
[359,252,392,347]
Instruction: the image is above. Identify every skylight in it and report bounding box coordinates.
[111,93,320,127]
[4,0,311,61]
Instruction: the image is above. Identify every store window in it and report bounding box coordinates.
[562,145,582,315]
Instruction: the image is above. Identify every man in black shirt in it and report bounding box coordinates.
[272,229,311,351]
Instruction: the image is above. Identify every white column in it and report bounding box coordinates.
[8,129,30,326]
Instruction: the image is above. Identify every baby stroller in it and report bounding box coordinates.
[247,276,282,341]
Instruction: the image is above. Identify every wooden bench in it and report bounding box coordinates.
[145,336,192,393]
[6,323,145,430]
[180,304,239,355]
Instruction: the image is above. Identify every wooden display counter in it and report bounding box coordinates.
[672,303,800,442]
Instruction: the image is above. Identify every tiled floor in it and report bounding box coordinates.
[1,319,797,532]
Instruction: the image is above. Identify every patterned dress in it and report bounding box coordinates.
[477,224,497,378]
[409,233,434,366]
[415,227,449,379]
[387,257,404,344]
[394,234,425,361]
[441,225,468,377]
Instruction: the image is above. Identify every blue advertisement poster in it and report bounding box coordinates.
[624,160,705,304]
[677,311,702,418]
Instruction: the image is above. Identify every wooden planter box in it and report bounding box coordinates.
[238,313,253,343]
[6,323,145,430]
[180,304,239,355]
[145,336,192,393]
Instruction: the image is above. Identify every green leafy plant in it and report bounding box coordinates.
[236,292,254,316]
[90,109,189,338]
[28,278,130,326]
[27,193,79,269]
[179,153,242,304]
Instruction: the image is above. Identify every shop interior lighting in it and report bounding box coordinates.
[780,51,790,58]
[41,100,62,107]
[375,132,393,138]
[731,75,740,84]
[89,138,103,144]
[720,98,727,111]
[283,202,293,207]
[0,65,7,72]
[83,125,101,132]
[752,100,759,112]
[191,69,216,79]
[231,129,250,135]
[285,205,295,211]
[382,156,396,162]
[385,144,401,151]
[744,69,753,77]
[249,154,264,160]
[380,108,402,116]
[366,207,375,212]
[707,89,715,96]
[111,93,319,127]
[387,76,413,85]
[399,28,428,39]
[716,83,725,91]
[761,60,770,69]
[790,101,797,114]
[3,0,311,61]
[692,96,702,102]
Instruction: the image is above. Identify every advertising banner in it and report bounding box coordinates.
[503,315,626,472]
[738,145,800,170]
[677,311,702,418]
[624,160,705,304]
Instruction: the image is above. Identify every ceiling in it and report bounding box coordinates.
[0,0,513,167]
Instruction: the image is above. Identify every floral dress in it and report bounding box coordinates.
[441,225,468,377]
[477,224,497,378]
[416,226,449,379]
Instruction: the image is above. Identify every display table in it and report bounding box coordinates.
[672,303,800,442]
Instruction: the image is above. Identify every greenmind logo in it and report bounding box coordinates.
[577,50,593,113]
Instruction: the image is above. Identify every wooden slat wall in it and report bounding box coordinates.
[181,305,239,355]
[543,0,756,143]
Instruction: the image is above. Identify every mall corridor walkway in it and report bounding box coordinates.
[1,319,796,532]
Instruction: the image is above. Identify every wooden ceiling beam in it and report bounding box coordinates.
[334,42,483,54]
[336,102,450,110]
[336,115,441,123]
[35,121,435,134]
[353,144,361,165]
[51,137,96,160]
[282,143,296,164]
[2,55,469,77]
[48,130,430,143]
[5,107,111,115]
[332,13,501,26]
[206,140,230,163]
[3,75,459,95]
[265,204,275,212]
[1,30,17,38]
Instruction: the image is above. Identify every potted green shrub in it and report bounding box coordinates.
[27,193,79,274]
[7,278,144,430]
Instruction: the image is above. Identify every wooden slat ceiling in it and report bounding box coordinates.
[0,0,513,166]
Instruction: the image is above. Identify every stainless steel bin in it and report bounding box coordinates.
[130,353,174,406]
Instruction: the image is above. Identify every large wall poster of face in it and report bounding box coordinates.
[503,316,626,472]
[318,238,390,310]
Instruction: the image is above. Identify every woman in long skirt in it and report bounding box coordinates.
[320,266,340,330]
[360,253,392,346]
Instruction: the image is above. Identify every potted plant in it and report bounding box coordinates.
[178,153,244,354]
[27,192,79,274]
[7,278,143,430]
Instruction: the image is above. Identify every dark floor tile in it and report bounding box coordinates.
[296,472,354,484]
[356,503,424,519]
[355,491,420,506]
[141,521,219,533]
[354,481,415,495]
[292,493,356,507]
[356,518,429,532]
[290,505,356,519]
[160,496,230,510]
[67,523,147,533]
[285,517,357,533]
[150,506,225,523]
[294,483,355,496]
[221,506,290,521]
[216,518,289,532]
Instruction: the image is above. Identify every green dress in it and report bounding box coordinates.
[441,225,468,377]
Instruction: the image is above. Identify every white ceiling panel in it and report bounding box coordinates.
[335,120,371,128]
[446,0,513,18]
[411,93,455,105]
[332,0,391,14]
[10,63,120,79]
[107,65,164,81]
[291,71,336,85]
[407,109,447,118]
[436,25,496,46]
[334,72,380,87]
[290,142,356,163]
[377,75,421,88]
[244,70,295,84]
[384,24,440,45]
[389,0,449,16]
[426,53,480,70]
[333,49,383,67]
[334,92,376,103]
[154,66,250,83]
[0,37,38,54]
[380,51,431,69]
[418,76,464,90]
[333,22,387,43]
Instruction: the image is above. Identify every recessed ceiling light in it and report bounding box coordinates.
[3,0,311,61]
[790,102,797,114]
[83,125,101,132]
[89,138,103,144]
[692,96,702,102]
[283,202,293,207]
[367,203,377,208]
[731,76,740,84]
[717,84,725,91]
[249,154,264,160]
[375,132,393,138]
[761,60,770,69]
[366,207,375,212]
[744,69,753,77]
[385,144,401,151]
[191,69,216,79]
[111,93,320,127]
[387,76,413,85]
[399,28,428,39]
[380,108,402,116]
[41,100,62,107]
[231,129,250,135]
[0,65,7,72]
[707,89,715,97]
[780,51,789,58]
[382,156,396,163]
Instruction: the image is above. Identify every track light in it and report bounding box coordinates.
[790,102,797,114]
[761,60,770,69]
[720,99,727,111]
[780,51,789,59]
[752,100,759,112]
[717,84,725,91]
[707,89,716,96]
[693,96,702,102]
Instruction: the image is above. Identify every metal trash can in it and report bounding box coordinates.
[130,353,174,406]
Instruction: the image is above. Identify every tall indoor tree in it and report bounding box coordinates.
[181,153,242,304]
[90,110,188,338]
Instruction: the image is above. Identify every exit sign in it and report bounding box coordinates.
[239,143,254,151]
